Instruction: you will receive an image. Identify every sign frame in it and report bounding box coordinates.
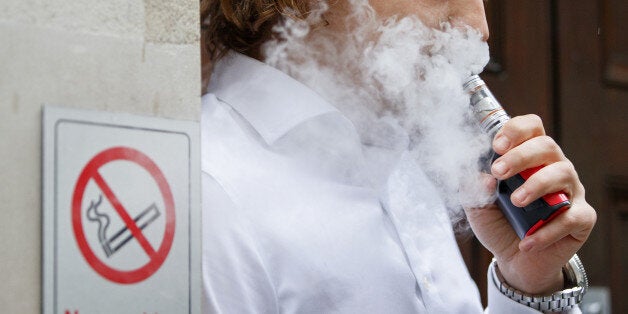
[42,105,200,314]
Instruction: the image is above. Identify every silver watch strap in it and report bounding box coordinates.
[490,255,588,313]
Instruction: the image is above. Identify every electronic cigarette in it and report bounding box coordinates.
[463,75,571,239]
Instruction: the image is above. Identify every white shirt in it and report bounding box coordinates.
[201,52,573,313]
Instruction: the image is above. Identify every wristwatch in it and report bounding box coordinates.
[490,255,588,313]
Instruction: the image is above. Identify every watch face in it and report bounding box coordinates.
[567,254,589,292]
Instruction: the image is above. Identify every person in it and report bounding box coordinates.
[199,0,597,313]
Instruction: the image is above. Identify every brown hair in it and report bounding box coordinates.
[201,0,311,62]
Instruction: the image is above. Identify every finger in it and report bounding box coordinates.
[493,114,545,155]
[509,161,578,207]
[480,172,498,192]
[491,135,565,180]
[519,202,597,252]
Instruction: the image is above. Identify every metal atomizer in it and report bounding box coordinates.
[464,75,571,239]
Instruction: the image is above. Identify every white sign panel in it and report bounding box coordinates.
[42,106,200,314]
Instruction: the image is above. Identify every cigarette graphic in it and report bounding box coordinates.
[86,196,161,257]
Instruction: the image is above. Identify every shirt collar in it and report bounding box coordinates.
[208,52,339,144]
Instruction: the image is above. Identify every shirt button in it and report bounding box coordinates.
[421,275,432,291]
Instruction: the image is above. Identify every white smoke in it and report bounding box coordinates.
[263,0,495,233]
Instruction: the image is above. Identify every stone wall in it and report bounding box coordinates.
[0,1,200,312]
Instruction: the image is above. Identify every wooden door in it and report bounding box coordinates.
[557,0,628,312]
[460,1,628,311]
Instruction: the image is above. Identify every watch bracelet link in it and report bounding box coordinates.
[490,254,588,313]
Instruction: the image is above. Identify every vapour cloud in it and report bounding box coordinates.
[263,0,495,233]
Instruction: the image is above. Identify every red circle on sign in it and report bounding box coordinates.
[72,146,175,284]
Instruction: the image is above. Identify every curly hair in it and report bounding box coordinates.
[201,0,311,62]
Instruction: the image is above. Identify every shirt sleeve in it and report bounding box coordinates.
[485,262,582,314]
[202,173,278,314]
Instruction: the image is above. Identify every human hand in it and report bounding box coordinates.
[464,114,596,295]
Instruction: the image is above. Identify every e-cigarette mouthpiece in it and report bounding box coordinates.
[464,75,571,239]
[463,75,510,137]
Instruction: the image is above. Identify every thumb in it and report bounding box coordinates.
[460,172,497,209]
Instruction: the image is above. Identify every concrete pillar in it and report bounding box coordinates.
[0,1,200,312]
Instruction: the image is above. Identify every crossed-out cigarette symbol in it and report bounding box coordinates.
[85,195,161,257]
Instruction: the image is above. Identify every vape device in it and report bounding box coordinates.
[464,75,570,239]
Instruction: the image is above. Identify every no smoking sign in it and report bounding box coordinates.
[43,106,200,314]
[72,146,175,284]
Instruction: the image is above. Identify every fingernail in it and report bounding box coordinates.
[492,160,507,176]
[483,175,497,191]
[512,187,528,205]
[494,135,510,152]
[520,238,535,252]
